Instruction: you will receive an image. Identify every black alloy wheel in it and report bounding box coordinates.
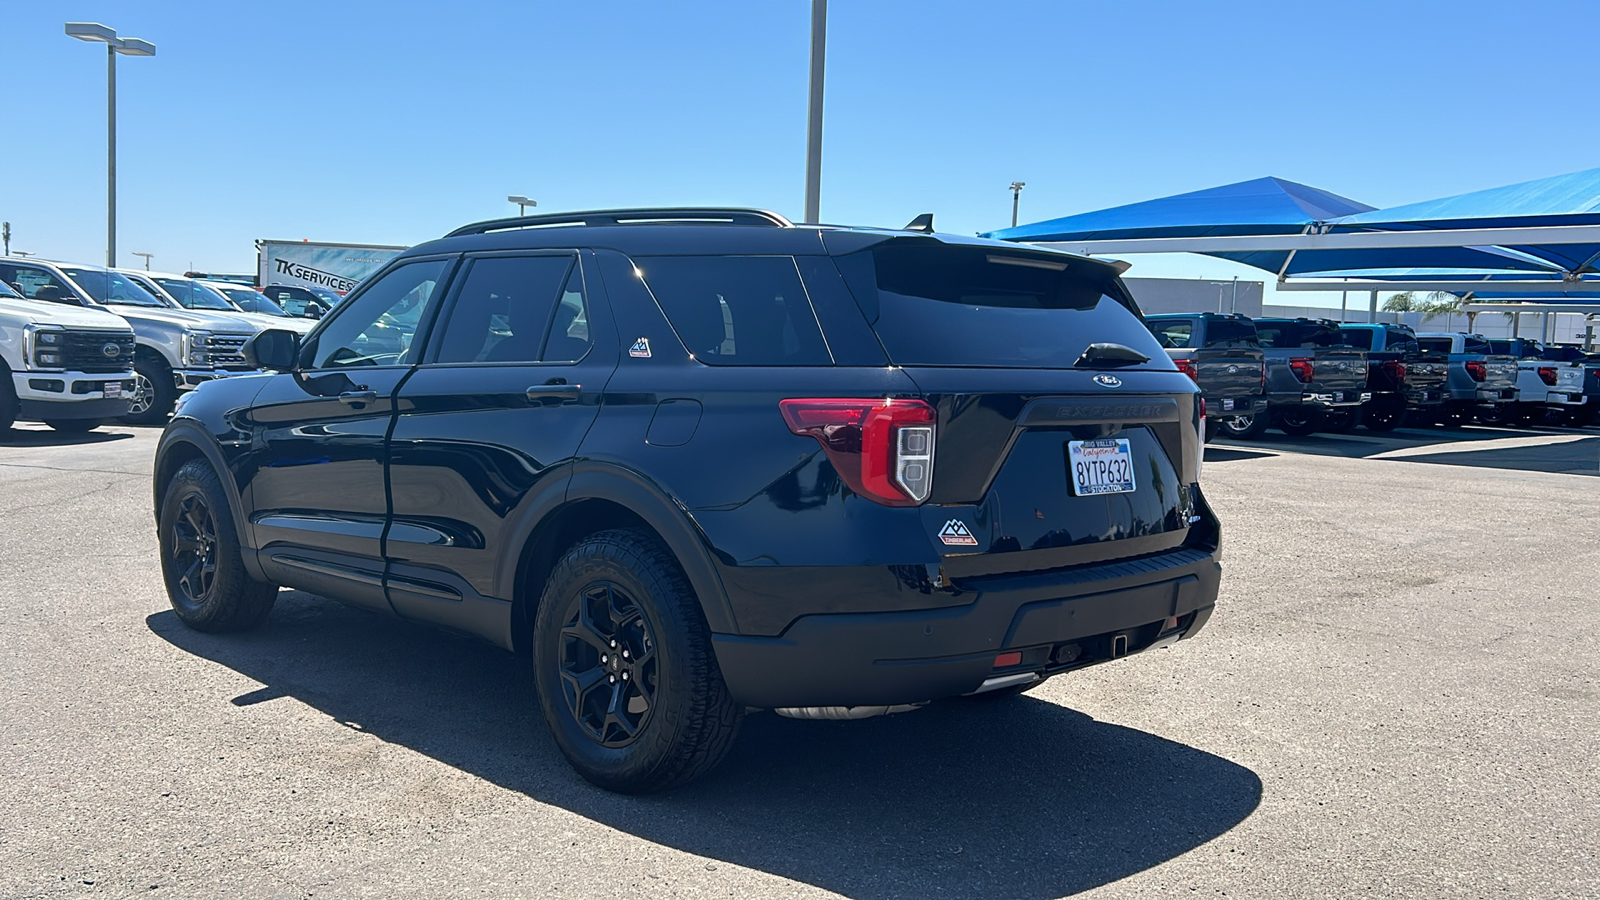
[1321,408,1360,432]
[159,459,278,632]
[557,582,658,748]
[169,493,220,606]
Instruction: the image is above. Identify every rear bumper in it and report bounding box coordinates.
[1403,387,1447,407]
[1267,389,1368,408]
[1543,392,1587,407]
[712,547,1220,708]
[1206,395,1268,418]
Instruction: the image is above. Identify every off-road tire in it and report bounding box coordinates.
[44,419,100,433]
[533,528,742,793]
[1215,413,1269,440]
[122,354,176,426]
[159,459,278,632]
[1274,408,1321,437]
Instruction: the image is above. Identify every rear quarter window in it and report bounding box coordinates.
[1200,317,1259,348]
[636,256,832,366]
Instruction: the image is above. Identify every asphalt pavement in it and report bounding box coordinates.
[0,420,1595,899]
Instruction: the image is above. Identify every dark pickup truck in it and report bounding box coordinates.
[1414,333,1520,424]
[1251,317,1370,436]
[1145,313,1268,440]
[1329,323,1448,431]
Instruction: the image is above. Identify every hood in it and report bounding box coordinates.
[103,304,261,334]
[0,296,134,331]
[229,312,315,333]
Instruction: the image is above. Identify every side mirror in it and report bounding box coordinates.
[244,329,301,371]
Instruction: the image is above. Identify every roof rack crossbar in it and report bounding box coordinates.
[446,207,794,238]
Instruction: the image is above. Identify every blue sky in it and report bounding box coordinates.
[3,0,1597,307]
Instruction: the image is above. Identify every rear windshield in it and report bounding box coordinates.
[637,255,832,366]
[1464,336,1491,354]
[1331,329,1376,351]
[1146,319,1193,349]
[1417,337,1454,354]
[1202,317,1260,348]
[835,241,1155,368]
[1257,321,1341,348]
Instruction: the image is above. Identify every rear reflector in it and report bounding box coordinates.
[780,398,936,506]
[993,651,1023,668]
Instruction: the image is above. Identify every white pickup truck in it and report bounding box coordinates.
[0,278,136,432]
[1486,339,1591,426]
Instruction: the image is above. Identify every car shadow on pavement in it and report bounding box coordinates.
[0,427,133,447]
[1214,423,1600,475]
[148,593,1261,899]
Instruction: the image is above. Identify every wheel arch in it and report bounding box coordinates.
[154,423,265,581]
[503,461,737,655]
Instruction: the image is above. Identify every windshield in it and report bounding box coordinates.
[218,286,287,316]
[60,267,167,307]
[0,279,20,299]
[309,286,344,305]
[154,277,236,311]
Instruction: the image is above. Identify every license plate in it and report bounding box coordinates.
[1068,438,1136,496]
[1331,392,1345,403]
[1221,399,1236,411]
[104,382,123,399]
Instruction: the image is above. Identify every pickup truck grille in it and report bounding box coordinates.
[206,333,254,371]
[60,331,136,374]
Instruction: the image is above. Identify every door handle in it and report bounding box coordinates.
[525,383,583,402]
[338,390,379,406]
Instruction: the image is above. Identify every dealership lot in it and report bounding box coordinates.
[1,424,1595,899]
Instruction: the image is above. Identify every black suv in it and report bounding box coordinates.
[153,208,1220,792]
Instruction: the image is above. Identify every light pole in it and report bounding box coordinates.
[1009,181,1026,227]
[66,23,155,269]
[803,0,827,224]
[508,195,537,216]
[132,251,154,270]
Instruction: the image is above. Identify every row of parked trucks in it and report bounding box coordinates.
[1146,313,1600,439]
[0,257,319,432]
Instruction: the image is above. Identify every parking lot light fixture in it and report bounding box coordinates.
[66,22,157,268]
[1010,181,1026,228]
[132,252,154,270]
[508,195,537,216]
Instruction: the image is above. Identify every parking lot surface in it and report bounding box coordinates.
[1,422,1596,899]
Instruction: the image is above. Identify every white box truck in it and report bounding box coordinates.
[255,240,408,294]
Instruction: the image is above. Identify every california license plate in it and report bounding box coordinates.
[104,382,123,399]
[1068,438,1136,496]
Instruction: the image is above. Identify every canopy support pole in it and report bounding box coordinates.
[1368,290,1378,324]
[1340,290,1348,322]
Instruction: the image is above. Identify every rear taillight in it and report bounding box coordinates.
[1259,362,1267,388]
[779,398,935,506]
[1381,359,1408,382]
[1464,360,1487,381]
[1289,357,1314,383]
[1174,358,1198,380]
[1537,366,1558,386]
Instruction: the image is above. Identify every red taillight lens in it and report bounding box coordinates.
[1537,366,1558,386]
[1381,359,1408,382]
[1174,358,1198,380]
[1289,357,1314,383]
[1464,360,1487,381]
[779,398,936,506]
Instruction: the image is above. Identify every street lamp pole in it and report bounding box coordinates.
[803,0,827,224]
[66,23,155,269]
[1009,181,1026,228]
[133,252,154,270]
[508,195,537,216]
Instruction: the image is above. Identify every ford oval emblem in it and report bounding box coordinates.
[1226,365,1239,375]
[102,342,121,359]
[1092,373,1123,388]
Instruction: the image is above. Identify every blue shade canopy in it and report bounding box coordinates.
[988,177,1559,275]
[1334,167,1600,273]
[982,176,1374,243]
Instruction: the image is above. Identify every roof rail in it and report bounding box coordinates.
[445,207,794,238]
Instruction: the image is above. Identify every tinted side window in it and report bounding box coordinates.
[638,256,831,366]
[434,255,573,364]
[306,260,450,369]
